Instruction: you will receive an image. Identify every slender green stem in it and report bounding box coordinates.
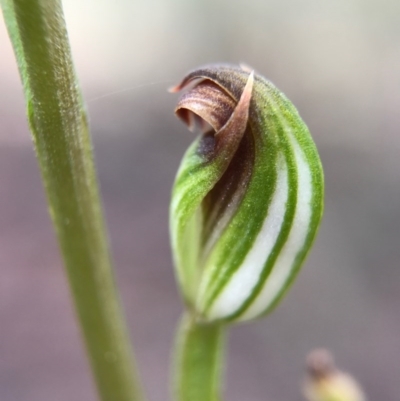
[1,1,145,400]
[174,313,225,401]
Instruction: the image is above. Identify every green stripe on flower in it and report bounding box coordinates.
[170,65,324,323]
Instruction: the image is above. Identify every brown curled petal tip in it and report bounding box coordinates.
[175,80,237,133]
[215,71,254,144]
[168,77,203,93]
[169,71,215,93]
[174,70,254,158]
[234,70,254,118]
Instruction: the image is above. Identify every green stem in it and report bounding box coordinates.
[174,313,225,401]
[1,1,145,400]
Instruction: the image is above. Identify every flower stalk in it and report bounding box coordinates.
[174,314,225,401]
[0,1,144,400]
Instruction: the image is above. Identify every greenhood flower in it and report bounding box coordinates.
[170,64,324,323]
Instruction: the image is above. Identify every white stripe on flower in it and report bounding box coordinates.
[205,153,289,320]
[240,131,313,321]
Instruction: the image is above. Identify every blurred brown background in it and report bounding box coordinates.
[1,0,399,400]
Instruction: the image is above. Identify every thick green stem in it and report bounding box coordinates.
[1,1,145,400]
[174,313,225,401]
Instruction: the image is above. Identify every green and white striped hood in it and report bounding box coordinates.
[170,65,324,323]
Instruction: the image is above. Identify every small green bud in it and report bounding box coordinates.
[170,64,324,323]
